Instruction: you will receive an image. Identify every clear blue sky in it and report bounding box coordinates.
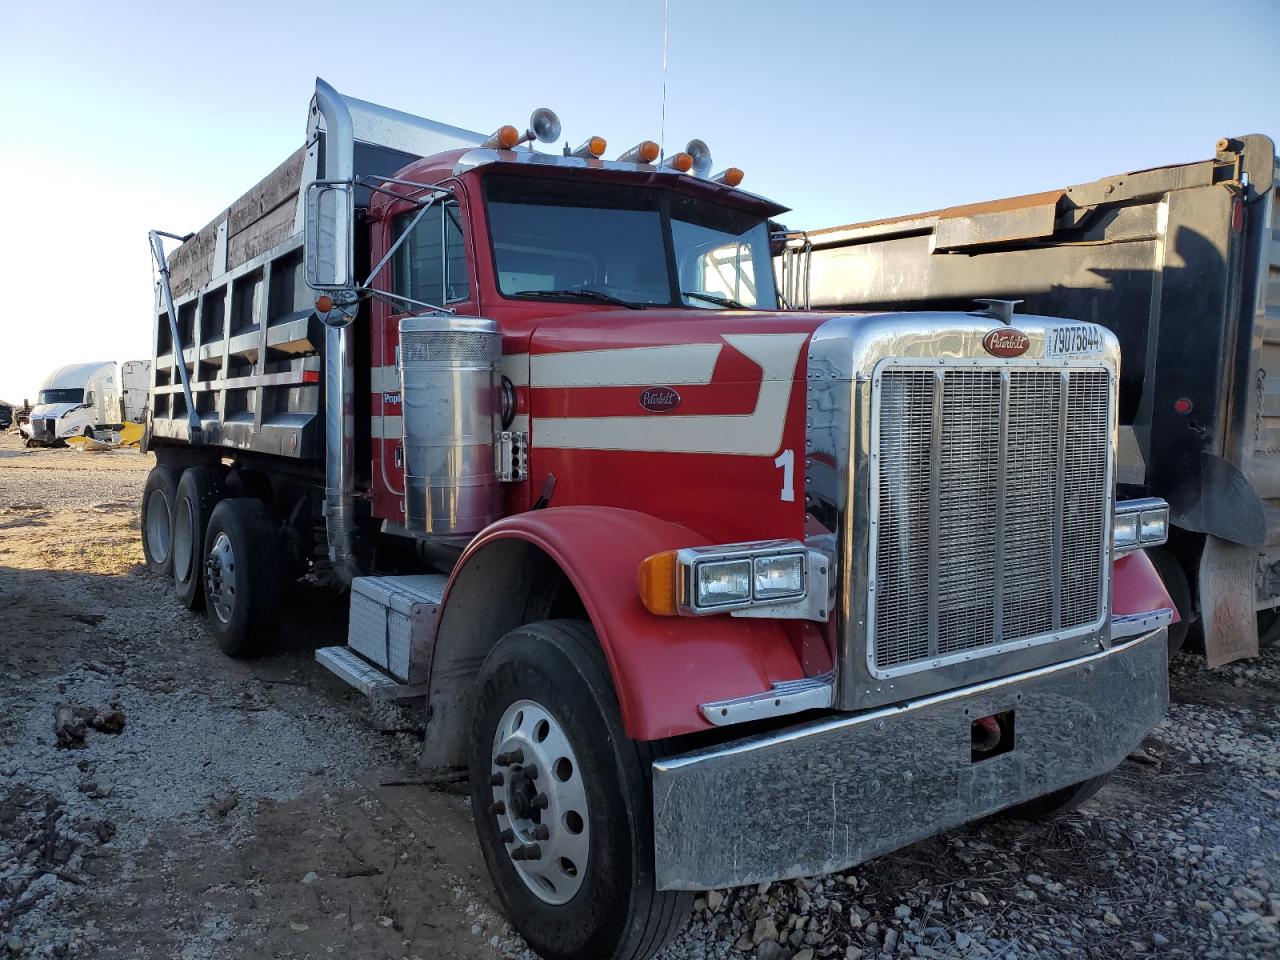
[1,0,1277,404]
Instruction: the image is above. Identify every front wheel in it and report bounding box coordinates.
[1001,772,1111,821]
[202,498,280,657]
[469,621,692,960]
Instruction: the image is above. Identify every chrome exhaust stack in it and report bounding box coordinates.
[312,78,361,586]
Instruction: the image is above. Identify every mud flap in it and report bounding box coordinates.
[1198,535,1260,667]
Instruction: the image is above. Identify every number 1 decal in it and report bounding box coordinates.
[775,448,795,502]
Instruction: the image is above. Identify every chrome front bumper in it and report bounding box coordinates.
[652,627,1168,891]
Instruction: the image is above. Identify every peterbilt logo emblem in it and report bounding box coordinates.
[983,328,1031,358]
[639,386,681,413]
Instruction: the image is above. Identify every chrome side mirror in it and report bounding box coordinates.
[304,181,355,289]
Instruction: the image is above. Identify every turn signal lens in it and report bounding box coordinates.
[483,125,521,149]
[713,167,745,187]
[637,551,678,616]
[664,152,694,173]
[314,295,334,314]
[618,140,661,164]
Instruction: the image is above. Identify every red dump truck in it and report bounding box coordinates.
[142,79,1176,960]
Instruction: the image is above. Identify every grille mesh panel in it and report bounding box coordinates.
[872,366,1110,672]
[401,330,499,364]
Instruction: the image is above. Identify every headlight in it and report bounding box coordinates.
[694,559,753,608]
[753,554,805,602]
[637,540,821,617]
[1114,512,1139,548]
[1114,498,1169,550]
[1140,508,1168,544]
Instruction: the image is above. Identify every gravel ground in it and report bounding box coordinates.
[0,430,1276,960]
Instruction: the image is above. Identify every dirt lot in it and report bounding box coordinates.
[0,430,1277,960]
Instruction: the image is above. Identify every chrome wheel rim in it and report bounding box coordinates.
[205,531,236,623]
[489,698,590,905]
[145,489,172,564]
[173,498,194,582]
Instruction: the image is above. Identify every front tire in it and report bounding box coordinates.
[173,466,225,609]
[141,465,181,577]
[469,621,692,960]
[1002,772,1111,821]
[202,499,280,657]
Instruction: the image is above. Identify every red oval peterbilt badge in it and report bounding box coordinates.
[640,386,681,413]
[983,328,1031,358]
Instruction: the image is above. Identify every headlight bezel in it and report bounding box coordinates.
[1114,497,1169,552]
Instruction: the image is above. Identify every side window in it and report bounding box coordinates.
[392,201,469,305]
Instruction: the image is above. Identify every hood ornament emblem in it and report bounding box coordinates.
[983,328,1031,358]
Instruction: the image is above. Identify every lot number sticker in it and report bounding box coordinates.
[1046,324,1106,358]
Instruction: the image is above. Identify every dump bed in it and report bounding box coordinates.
[147,85,483,459]
[781,135,1279,555]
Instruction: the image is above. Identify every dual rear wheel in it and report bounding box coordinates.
[142,463,279,656]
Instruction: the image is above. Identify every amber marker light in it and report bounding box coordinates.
[664,152,694,173]
[713,167,745,187]
[569,136,608,159]
[637,550,679,616]
[314,295,334,314]
[618,140,661,164]
[482,125,521,149]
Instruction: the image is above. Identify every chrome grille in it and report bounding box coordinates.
[871,364,1111,673]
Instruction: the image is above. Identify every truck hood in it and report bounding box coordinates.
[30,402,82,420]
[525,308,842,372]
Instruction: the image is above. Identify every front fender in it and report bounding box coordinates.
[1112,549,1178,620]
[446,506,807,740]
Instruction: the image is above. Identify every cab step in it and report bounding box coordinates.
[315,573,447,700]
[315,646,427,700]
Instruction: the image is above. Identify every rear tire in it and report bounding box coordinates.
[469,620,692,960]
[141,465,181,577]
[173,466,225,610]
[1002,772,1111,821]
[202,499,280,657]
[1256,610,1280,648]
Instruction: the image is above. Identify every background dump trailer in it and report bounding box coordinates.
[142,79,1177,960]
[120,359,150,423]
[779,135,1279,665]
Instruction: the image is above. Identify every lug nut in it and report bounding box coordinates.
[521,764,539,780]
[490,801,505,815]
[490,773,504,787]
[530,793,549,811]
[498,828,515,844]
[532,824,550,841]
[495,748,525,767]
[510,843,542,861]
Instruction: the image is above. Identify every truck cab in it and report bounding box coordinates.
[142,80,1179,960]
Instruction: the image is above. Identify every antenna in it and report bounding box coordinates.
[659,0,669,157]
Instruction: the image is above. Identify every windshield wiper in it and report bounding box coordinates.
[512,288,645,310]
[683,290,748,309]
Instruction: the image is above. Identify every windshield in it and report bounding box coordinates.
[483,174,777,310]
[38,388,83,405]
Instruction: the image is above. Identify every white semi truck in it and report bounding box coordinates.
[20,360,148,446]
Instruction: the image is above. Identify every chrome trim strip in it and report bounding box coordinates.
[928,369,944,656]
[1052,370,1068,629]
[993,368,1011,644]
[1111,607,1175,639]
[699,672,835,726]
